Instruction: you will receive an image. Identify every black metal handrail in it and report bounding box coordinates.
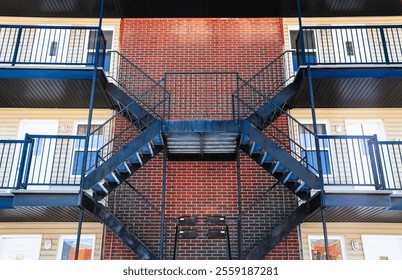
[107,50,170,120]
[233,50,295,120]
[164,72,239,120]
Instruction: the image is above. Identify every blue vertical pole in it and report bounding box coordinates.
[75,0,106,260]
[307,66,329,260]
[297,0,306,65]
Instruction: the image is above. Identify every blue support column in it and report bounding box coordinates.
[75,0,106,260]
[307,66,329,260]
[297,0,306,65]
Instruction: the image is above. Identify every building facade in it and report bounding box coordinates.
[0,1,401,260]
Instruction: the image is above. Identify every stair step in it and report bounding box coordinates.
[104,172,120,184]
[116,162,131,174]
[128,152,143,165]
[271,161,286,174]
[240,134,252,146]
[248,142,262,155]
[140,143,154,155]
[282,171,299,183]
[152,134,164,146]
[92,182,109,196]
[260,152,275,164]
[294,182,310,193]
[207,229,227,239]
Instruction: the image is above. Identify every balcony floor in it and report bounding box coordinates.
[304,190,402,223]
[292,66,402,108]
[0,67,112,109]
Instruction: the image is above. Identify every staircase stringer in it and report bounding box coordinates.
[245,192,321,260]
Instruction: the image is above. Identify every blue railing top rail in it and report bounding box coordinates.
[296,24,402,65]
[0,24,107,67]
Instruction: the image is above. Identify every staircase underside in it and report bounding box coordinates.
[163,120,240,160]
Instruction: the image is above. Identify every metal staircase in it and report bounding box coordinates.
[82,51,170,201]
[234,51,321,200]
[80,50,321,259]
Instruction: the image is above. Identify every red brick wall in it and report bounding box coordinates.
[102,18,300,260]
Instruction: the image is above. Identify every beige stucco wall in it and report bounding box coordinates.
[301,222,402,260]
[0,222,103,260]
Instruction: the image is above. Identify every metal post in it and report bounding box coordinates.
[372,135,386,189]
[74,208,84,260]
[380,27,390,64]
[12,27,23,66]
[226,224,232,260]
[80,0,106,186]
[307,66,329,260]
[76,0,105,261]
[159,148,167,259]
[297,0,306,65]
[173,224,179,260]
[236,149,243,259]
[16,134,31,189]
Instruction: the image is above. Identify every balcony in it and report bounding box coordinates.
[292,25,402,108]
[0,24,112,109]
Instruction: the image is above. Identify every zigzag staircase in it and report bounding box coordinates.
[80,52,169,259]
[235,51,323,258]
[236,51,322,200]
[82,51,168,201]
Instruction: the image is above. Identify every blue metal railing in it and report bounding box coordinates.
[0,140,24,189]
[0,25,107,66]
[0,135,86,189]
[107,51,170,120]
[378,141,402,190]
[315,135,402,190]
[296,25,402,65]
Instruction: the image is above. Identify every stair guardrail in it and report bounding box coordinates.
[296,25,402,65]
[107,50,170,120]
[84,99,163,175]
[0,25,106,66]
[164,72,239,120]
[233,50,295,120]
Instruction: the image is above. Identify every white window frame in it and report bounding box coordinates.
[298,120,332,175]
[85,26,114,72]
[288,25,318,60]
[57,234,95,260]
[308,235,347,260]
[70,120,105,177]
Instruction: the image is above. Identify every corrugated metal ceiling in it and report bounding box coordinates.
[292,70,402,108]
[305,206,402,223]
[0,0,400,18]
[0,206,100,222]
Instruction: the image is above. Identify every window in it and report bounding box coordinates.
[86,29,113,71]
[71,123,104,176]
[299,123,331,175]
[308,235,347,260]
[289,28,317,70]
[57,235,95,260]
